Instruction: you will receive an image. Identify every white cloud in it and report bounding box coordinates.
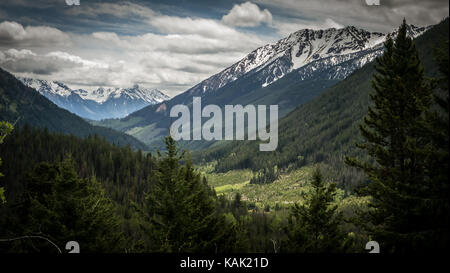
[0,48,109,76]
[46,51,108,69]
[149,16,240,39]
[91,32,121,44]
[222,2,273,27]
[91,30,265,55]
[0,21,71,47]
[324,18,344,29]
[57,2,273,96]
[84,30,264,96]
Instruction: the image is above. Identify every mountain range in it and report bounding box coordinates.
[0,22,436,154]
[95,23,429,150]
[19,78,170,120]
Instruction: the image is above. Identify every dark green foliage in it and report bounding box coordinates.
[0,125,156,207]
[286,167,347,253]
[141,136,238,253]
[1,159,124,253]
[346,19,449,253]
[250,166,279,185]
[0,68,147,150]
[0,128,365,253]
[0,121,13,145]
[216,193,291,253]
[423,38,450,251]
[0,120,13,204]
[0,125,157,251]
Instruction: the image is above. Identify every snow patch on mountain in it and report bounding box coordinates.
[73,84,169,105]
[19,78,170,120]
[183,24,430,96]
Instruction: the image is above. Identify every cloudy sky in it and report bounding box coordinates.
[0,0,448,96]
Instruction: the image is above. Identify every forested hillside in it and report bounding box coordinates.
[195,18,449,192]
[2,128,354,253]
[0,68,148,150]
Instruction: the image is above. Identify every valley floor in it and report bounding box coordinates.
[199,163,369,213]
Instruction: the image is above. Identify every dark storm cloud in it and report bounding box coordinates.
[380,0,446,8]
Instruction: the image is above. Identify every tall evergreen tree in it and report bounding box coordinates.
[143,136,237,253]
[346,19,437,253]
[422,39,450,250]
[286,167,346,253]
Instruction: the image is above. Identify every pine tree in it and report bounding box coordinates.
[346,19,436,253]
[286,167,346,253]
[421,39,450,250]
[143,136,237,253]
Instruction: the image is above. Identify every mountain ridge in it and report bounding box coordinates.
[194,18,449,191]
[96,23,430,149]
[181,24,428,98]
[19,77,170,120]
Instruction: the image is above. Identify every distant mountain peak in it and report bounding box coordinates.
[0,68,148,150]
[20,77,73,97]
[74,84,169,104]
[18,78,170,120]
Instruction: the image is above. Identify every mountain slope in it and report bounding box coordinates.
[180,25,425,98]
[19,78,169,120]
[96,24,429,149]
[0,68,148,150]
[195,18,449,191]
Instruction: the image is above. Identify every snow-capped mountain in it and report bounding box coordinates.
[19,78,170,120]
[75,84,169,105]
[185,24,429,97]
[100,23,432,149]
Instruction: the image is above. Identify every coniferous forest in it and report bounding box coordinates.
[0,9,449,259]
